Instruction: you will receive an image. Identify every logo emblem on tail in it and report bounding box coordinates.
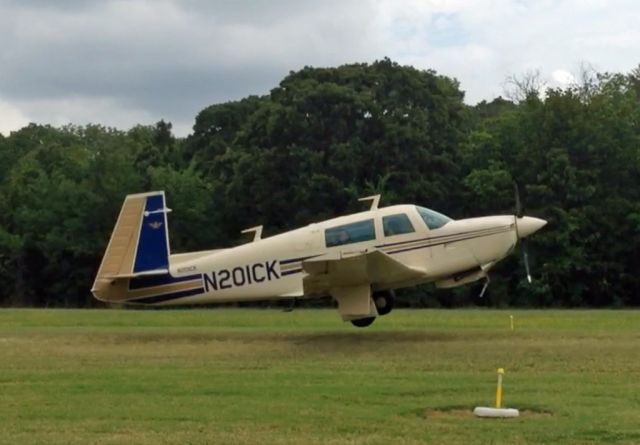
[149,221,163,230]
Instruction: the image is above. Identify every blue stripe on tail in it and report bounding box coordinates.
[133,194,170,273]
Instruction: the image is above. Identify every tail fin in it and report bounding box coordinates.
[92,191,171,301]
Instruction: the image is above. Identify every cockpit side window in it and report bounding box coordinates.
[325,219,376,247]
[416,206,452,230]
[382,213,415,237]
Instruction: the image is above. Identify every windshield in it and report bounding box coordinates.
[416,206,452,230]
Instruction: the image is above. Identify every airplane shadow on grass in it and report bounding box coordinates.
[86,330,466,347]
[285,331,465,346]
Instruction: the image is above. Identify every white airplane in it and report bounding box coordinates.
[92,191,546,327]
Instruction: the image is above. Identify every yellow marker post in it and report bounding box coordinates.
[510,315,514,331]
[474,368,518,417]
[496,368,505,408]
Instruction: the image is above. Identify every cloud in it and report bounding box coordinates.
[1,0,639,136]
[10,96,158,132]
[1,0,385,135]
[377,0,640,101]
[0,98,30,135]
[551,70,575,86]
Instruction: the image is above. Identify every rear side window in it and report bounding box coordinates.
[325,219,376,247]
[383,214,415,237]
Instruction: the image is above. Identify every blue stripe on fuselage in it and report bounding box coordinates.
[279,254,320,265]
[128,273,202,290]
[128,287,205,305]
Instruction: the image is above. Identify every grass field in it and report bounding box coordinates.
[1,308,639,444]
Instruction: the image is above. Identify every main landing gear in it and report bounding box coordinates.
[373,289,395,316]
[350,290,396,328]
[351,317,376,327]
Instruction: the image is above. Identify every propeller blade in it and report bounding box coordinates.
[522,239,532,283]
[514,182,523,218]
[514,181,534,283]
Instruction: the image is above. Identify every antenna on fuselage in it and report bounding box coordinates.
[359,194,381,211]
[241,225,263,242]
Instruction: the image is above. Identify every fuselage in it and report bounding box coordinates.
[105,204,544,306]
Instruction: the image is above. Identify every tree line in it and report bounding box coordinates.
[1,59,638,307]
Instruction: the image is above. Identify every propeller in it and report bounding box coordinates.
[478,182,539,299]
[513,182,532,283]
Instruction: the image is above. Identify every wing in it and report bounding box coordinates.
[302,249,426,320]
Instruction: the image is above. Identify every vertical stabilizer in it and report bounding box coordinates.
[92,191,171,301]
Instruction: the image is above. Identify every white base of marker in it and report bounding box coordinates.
[473,407,520,418]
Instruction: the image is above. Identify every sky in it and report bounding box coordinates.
[1,0,639,137]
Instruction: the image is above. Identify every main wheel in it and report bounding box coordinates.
[351,316,376,328]
[373,290,395,316]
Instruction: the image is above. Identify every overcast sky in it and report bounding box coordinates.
[1,0,639,137]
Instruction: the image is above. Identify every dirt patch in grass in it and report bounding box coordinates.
[288,331,466,346]
[422,407,553,419]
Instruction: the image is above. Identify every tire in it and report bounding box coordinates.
[373,290,395,316]
[351,316,376,327]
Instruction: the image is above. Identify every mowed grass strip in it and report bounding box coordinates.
[0,309,639,444]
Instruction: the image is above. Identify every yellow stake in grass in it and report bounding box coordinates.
[496,368,505,408]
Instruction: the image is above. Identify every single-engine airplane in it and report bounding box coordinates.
[92,191,546,327]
